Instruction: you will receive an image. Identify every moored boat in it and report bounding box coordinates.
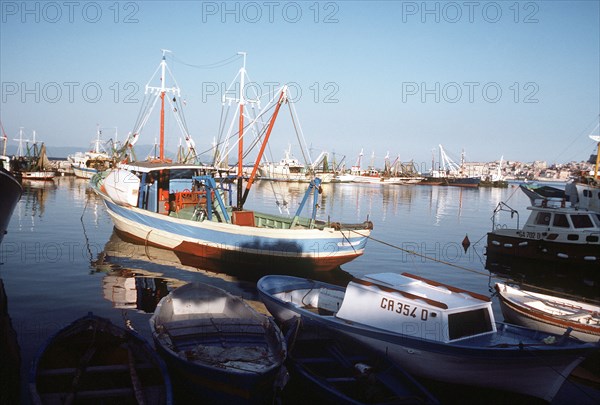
[495,283,600,343]
[575,134,600,213]
[69,126,114,179]
[486,193,600,268]
[257,272,599,402]
[421,145,480,187]
[29,313,173,405]
[91,52,373,273]
[149,282,287,403]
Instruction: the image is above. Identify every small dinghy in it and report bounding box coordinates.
[495,283,600,343]
[149,282,287,404]
[30,313,172,404]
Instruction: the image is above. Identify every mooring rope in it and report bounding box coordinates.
[351,230,489,278]
[351,229,600,305]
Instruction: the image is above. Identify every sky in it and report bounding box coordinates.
[1,0,599,171]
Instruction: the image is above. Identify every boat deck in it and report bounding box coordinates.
[159,317,278,372]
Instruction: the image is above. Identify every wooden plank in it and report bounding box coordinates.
[38,363,156,376]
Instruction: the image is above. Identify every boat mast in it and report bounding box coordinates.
[158,50,169,161]
[237,52,246,210]
[14,127,27,157]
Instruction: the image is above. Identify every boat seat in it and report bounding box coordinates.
[162,318,266,339]
[37,363,156,376]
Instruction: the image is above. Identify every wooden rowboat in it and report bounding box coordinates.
[30,313,172,404]
[495,283,600,343]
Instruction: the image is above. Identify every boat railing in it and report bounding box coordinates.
[491,201,519,231]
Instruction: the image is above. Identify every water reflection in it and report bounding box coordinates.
[96,265,172,313]
[97,229,354,286]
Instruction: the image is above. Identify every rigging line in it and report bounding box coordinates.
[172,53,242,69]
[552,114,600,162]
[287,102,311,168]
[354,230,600,306]
[350,230,491,278]
[503,183,521,203]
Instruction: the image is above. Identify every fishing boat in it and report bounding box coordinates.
[20,142,55,180]
[259,145,307,181]
[282,317,439,404]
[91,52,372,273]
[495,283,600,343]
[421,145,480,187]
[29,313,173,405]
[486,189,600,268]
[257,272,599,402]
[69,126,114,179]
[149,282,287,403]
[11,129,56,180]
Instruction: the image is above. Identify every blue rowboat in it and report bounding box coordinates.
[149,282,287,404]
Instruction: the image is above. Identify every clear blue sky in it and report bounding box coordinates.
[1,1,599,170]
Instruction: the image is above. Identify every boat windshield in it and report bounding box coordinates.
[570,214,594,229]
[552,214,569,228]
[448,308,493,341]
[591,213,600,227]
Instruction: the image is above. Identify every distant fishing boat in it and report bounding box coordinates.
[259,146,336,183]
[91,51,372,272]
[30,313,173,405]
[69,125,115,179]
[149,282,287,403]
[495,283,600,343]
[259,145,307,181]
[12,129,55,180]
[258,272,599,402]
[421,145,480,187]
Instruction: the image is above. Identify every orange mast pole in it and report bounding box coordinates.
[240,89,286,207]
[159,92,165,161]
[236,103,244,209]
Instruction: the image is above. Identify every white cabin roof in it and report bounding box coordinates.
[118,161,219,173]
[361,272,490,311]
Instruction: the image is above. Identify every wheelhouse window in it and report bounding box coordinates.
[552,214,570,228]
[592,213,600,227]
[448,308,493,340]
[570,214,594,229]
[534,212,551,226]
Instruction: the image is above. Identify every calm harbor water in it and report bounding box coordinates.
[1,176,598,404]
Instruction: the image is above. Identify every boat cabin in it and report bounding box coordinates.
[335,273,495,343]
[522,200,600,243]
